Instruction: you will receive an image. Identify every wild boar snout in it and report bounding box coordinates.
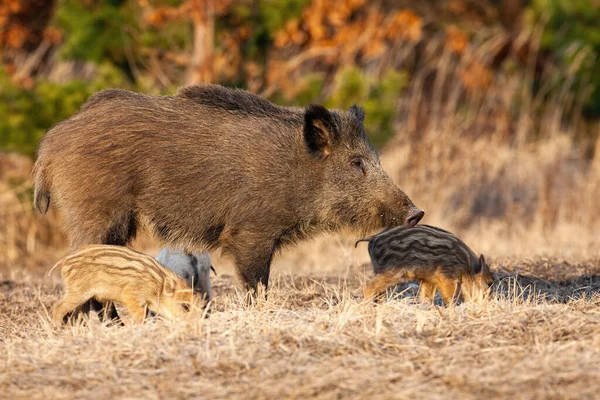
[405,209,425,227]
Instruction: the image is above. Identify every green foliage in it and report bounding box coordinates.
[0,64,127,156]
[280,73,325,107]
[326,68,408,149]
[3,0,599,158]
[274,68,407,149]
[54,0,138,65]
[225,0,310,59]
[258,0,309,36]
[1,0,137,156]
[528,0,600,117]
[140,21,189,53]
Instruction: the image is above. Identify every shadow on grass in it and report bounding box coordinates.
[375,258,600,305]
[493,272,600,303]
[381,273,600,305]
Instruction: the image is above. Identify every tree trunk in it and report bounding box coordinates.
[188,0,214,84]
[499,0,524,30]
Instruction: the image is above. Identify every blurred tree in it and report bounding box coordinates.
[54,0,137,68]
[1,0,598,156]
[140,0,233,85]
[189,0,215,84]
[0,0,58,86]
[528,0,600,117]
[327,67,408,148]
[498,0,525,30]
[0,63,126,156]
[0,0,56,51]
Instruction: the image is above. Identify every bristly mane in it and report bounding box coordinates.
[80,89,144,112]
[176,84,298,118]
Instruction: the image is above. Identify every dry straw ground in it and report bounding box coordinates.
[2,255,600,399]
[1,141,600,398]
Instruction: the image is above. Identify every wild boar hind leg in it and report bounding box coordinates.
[53,292,92,325]
[363,269,405,300]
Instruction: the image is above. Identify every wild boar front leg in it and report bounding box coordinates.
[88,299,123,326]
[121,295,147,324]
[227,235,274,294]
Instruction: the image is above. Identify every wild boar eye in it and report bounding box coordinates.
[350,157,366,175]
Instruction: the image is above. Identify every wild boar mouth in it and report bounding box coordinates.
[378,205,424,228]
[378,206,401,228]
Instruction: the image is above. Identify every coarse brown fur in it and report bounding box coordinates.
[51,245,194,325]
[33,84,424,292]
[359,225,494,304]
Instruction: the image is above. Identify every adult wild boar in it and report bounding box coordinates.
[33,84,424,292]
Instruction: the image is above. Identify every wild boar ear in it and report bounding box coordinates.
[304,104,339,159]
[348,105,365,124]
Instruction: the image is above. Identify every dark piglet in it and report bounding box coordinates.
[358,225,494,304]
[33,84,424,292]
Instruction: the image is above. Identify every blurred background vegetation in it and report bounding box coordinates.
[0,0,598,156]
[1,0,600,267]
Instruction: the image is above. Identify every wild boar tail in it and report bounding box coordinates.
[32,158,51,214]
[47,259,63,277]
[354,237,372,248]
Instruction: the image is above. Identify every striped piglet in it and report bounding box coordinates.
[51,245,194,325]
[356,225,494,304]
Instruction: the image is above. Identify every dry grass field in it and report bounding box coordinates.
[2,249,600,399]
[2,149,600,399]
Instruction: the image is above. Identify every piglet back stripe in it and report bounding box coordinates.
[56,245,187,285]
[367,225,478,271]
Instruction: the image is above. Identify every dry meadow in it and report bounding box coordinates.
[2,134,600,398]
[2,248,600,399]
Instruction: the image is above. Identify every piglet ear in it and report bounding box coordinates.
[471,258,482,275]
[349,104,365,124]
[163,278,176,297]
[479,254,489,274]
[304,104,339,159]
